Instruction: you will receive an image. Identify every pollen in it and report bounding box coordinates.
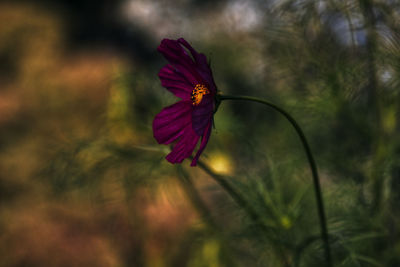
[191,84,210,106]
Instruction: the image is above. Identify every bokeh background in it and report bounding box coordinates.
[1,0,400,266]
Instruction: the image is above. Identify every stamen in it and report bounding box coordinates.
[191,84,210,106]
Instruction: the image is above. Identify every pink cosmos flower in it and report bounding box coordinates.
[153,38,216,166]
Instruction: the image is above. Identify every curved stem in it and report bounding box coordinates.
[218,94,332,267]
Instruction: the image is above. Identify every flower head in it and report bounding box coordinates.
[153,38,216,166]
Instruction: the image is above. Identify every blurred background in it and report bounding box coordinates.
[0,0,400,266]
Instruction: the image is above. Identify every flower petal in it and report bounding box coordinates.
[177,38,217,93]
[166,124,200,164]
[158,64,192,100]
[153,101,192,144]
[192,94,214,136]
[177,38,208,67]
[191,121,212,166]
[155,38,216,166]
[158,39,202,84]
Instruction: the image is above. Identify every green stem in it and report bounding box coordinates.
[196,160,292,267]
[177,166,239,267]
[218,94,332,267]
[360,0,383,215]
[196,160,266,227]
[177,166,220,230]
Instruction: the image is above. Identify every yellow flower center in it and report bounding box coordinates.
[191,84,210,106]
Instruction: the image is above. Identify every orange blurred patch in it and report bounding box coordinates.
[0,204,121,267]
[0,92,20,124]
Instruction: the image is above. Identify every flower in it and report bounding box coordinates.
[153,38,216,166]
